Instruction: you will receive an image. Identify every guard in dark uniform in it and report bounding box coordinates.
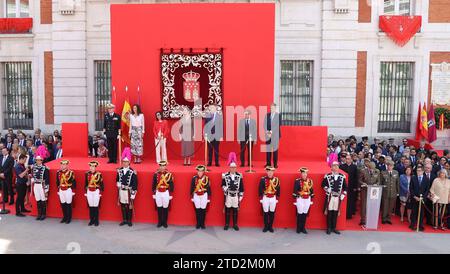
[222,162,244,231]
[116,157,138,226]
[103,103,121,164]
[293,167,314,234]
[258,166,280,233]
[322,161,347,235]
[152,160,174,228]
[31,155,49,221]
[85,161,104,226]
[190,165,211,229]
[56,160,76,224]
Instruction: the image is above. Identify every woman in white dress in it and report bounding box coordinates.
[129,104,145,164]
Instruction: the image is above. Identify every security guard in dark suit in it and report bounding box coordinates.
[103,103,121,164]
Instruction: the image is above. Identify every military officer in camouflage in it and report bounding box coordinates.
[358,161,381,226]
[380,160,399,224]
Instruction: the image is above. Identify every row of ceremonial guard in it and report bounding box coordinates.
[31,157,347,234]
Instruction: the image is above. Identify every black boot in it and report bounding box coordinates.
[88,207,94,226]
[41,202,47,221]
[296,214,301,234]
[224,208,230,230]
[94,207,99,226]
[162,208,168,228]
[60,203,67,223]
[66,204,72,224]
[232,209,239,231]
[36,201,42,220]
[201,209,206,229]
[332,211,340,234]
[157,207,163,228]
[268,211,275,233]
[263,212,269,232]
[195,209,201,229]
[301,214,308,234]
[128,209,133,227]
[326,211,332,234]
[119,204,127,226]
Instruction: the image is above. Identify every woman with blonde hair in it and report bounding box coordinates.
[429,169,450,230]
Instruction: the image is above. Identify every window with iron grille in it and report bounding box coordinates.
[1,62,33,129]
[94,60,111,131]
[378,61,414,133]
[279,60,313,126]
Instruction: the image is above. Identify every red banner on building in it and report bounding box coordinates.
[0,18,33,34]
[379,15,422,47]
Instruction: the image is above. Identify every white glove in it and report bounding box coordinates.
[340,194,345,201]
[239,196,243,202]
[152,194,156,199]
[130,194,136,200]
[222,186,228,192]
[116,182,121,188]
[326,188,331,194]
[310,202,314,205]
[31,178,35,184]
[84,193,87,197]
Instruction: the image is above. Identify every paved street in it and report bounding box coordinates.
[1,214,450,254]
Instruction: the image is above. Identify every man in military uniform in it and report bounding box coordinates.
[56,160,76,224]
[222,162,244,231]
[293,167,314,234]
[358,161,381,226]
[259,166,280,233]
[31,155,49,221]
[85,161,104,226]
[190,165,211,229]
[103,103,121,164]
[380,160,399,224]
[116,157,138,226]
[152,160,174,228]
[322,162,347,235]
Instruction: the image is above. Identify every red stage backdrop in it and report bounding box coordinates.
[110,3,277,162]
[61,123,88,157]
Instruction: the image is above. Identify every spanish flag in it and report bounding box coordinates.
[121,95,131,145]
[420,103,428,141]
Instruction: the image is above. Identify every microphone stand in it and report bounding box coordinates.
[204,133,210,172]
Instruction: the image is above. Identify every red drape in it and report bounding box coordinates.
[379,15,422,47]
[0,18,33,34]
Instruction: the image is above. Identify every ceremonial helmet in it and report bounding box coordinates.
[265,165,276,171]
[158,160,168,167]
[196,165,206,172]
[298,167,309,173]
[89,160,99,167]
[60,159,70,165]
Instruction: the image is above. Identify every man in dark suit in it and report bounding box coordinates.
[0,147,15,204]
[340,154,358,219]
[264,103,281,168]
[204,104,223,167]
[409,148,417,167]
[237,110,257,167]
[103,103,121,164]
[424,163,437,226]
[409,165,430,231]
[17,133,26,147]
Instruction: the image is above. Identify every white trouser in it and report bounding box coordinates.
[33,184,46,202]
[58,188,73,204]
[260,195,277,212]
[328,196,340,211]
[192,193,209,209]
[154,190,171,208]
[86,189,101,207]
[225,195,239,208]
[119,189,130,204]
[155,138,167,163]
[295,197,311,214]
